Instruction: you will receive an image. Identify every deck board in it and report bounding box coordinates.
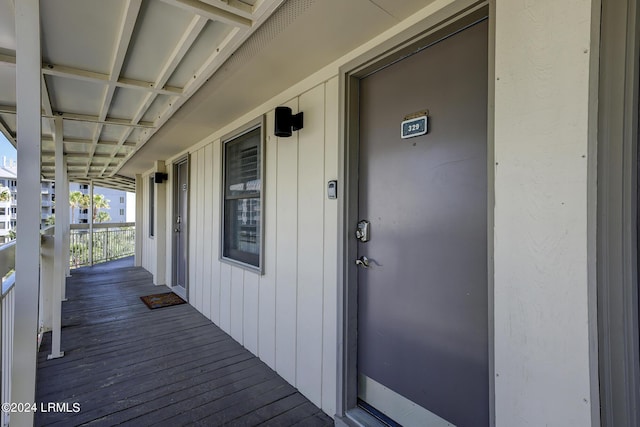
[35,258,333,426]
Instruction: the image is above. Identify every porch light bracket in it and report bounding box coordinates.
[154,172,168,184]
[274,106,304,138]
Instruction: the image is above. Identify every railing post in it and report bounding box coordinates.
[89,180,94,266]
[103,229,107,262]
[61,155,70,298]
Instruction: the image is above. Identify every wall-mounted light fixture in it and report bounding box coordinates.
[274,106,304,138]
[154,172,168,184]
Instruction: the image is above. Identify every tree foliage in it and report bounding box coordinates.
[0,188,10,202]
[95,211,111,223]
[69,190,111,223]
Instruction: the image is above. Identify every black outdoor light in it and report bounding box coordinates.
[274,106,304,137]
[154,172,168,184]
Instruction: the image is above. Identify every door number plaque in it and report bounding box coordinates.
[401,115,428,139]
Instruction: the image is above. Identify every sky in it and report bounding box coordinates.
[0,134,16,165]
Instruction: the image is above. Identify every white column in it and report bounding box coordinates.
[49,118,65,359]
[13,0,41,424]
[493,1,598,426]
[155,162,167,285]
[134,174,143,267]
[61,156,70,288]
[89,180,94,266]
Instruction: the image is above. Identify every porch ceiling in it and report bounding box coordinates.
[0,0,432,192]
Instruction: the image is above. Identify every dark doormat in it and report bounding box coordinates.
[140,292,187,309]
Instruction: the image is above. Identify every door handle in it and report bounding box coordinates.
[355,256,370,268]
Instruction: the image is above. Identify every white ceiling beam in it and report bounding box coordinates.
[101,14,208,175]
[0,105,152,128]
[198,0,253,19]
[0,53,183,96]
[160,0,252,27]
[112,26,246,176]
[0,53,15,66]
[43,161,87,167]
[41,136,120,145]
[86,0,143,176]
[43,62,183,96]
[40,75,57,156]
[44,112,155,129]
[42,151,124,159]
[40,76,53,117]
[114,1,288,177]
[0,117,16,147]
[252,0,281,18]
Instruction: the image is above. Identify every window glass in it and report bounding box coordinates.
[223,126,262,269]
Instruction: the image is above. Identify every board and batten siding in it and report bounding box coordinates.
[140,174,157,284]
[161,78,339,416]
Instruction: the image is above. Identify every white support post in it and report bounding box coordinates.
[49,118,65,360]
[61,155,70,288]
[63,163,70,280]
[13,0,41,424]
[155,161,167,285]
[134,174,143,267]
[89,180,94,266]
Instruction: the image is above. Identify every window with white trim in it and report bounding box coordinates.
[222,124,263,270]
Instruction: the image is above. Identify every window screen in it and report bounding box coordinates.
[222,126,262,269]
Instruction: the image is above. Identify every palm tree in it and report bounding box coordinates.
[95,211,111,223]
[69,191,84,223]
[45,215,55,226]
[0,188,10,203]
[92,194,110,222]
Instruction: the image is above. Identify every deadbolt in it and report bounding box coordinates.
[356,220,370,242]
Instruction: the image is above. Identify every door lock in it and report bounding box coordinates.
[355,220,370,242]
[355,256,370,269]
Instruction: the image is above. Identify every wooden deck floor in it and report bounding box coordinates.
[35,258,333,426]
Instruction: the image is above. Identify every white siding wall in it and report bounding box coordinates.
[135,1,601,424]
[493,0,597,426]
[173,78,339,416]
[140,175,157,284]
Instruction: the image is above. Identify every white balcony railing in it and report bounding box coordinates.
[0,225,56,427]
[0,240,16,427]
[70,222,135,268]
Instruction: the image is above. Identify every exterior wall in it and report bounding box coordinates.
[140,175,157,284]
[140,0,601,424]
[159,78,339,416]
[493,1,598,426]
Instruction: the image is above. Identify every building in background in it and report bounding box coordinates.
[41,181,55,227]
[0,156,131,229]
[69,183,128,224]
[0,159,16,243]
